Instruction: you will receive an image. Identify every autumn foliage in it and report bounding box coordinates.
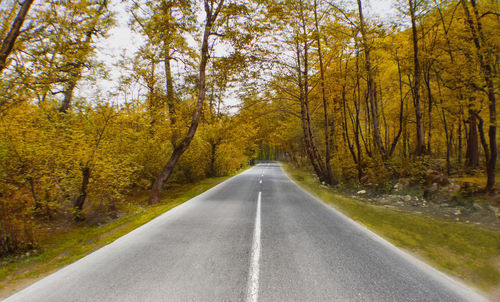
[0,0,498,255]
[0,0,257,254]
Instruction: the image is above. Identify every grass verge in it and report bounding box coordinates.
[0,172,239,298]
[282,163,500,292]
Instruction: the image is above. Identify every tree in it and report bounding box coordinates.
[459,0,497,191]
[313,0,334,183]
[407,0,426,155]
[149,0,226,203]
[356,0,386,159]
[0,0,34,74]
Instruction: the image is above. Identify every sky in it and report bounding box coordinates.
[99,0,396,59]
[89,0,397,105]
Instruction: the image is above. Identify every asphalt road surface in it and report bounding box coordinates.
[3,163,487,302]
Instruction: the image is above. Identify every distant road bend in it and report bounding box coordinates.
[4,163,487,302]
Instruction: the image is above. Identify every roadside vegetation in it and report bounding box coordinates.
[283,163,500,292]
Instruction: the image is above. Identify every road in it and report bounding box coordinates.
[3,163,486,302]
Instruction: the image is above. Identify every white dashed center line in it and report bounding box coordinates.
[246,191,261,302]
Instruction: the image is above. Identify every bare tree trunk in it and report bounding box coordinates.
[303,34,327,183]
[313,0,334,184]
[354,89,363,181]
[436,72,451,175]
[458,109,463,164]
[73,167,90,221]
[343,93,356,163]
[208,138,221,177]
[409,0,425,155]
[164,45,179,147]
[442,109,451,175]
[356,0,385,159]
[354,52,363,180]
[0,0,34,74]
[461,0,497,191]
[475,113,490,167]
[59,80,77,113]
[465,109,480,169]
[149,0,225,204]
[389,50,405,157]
[295,39,322,178]
[296,0,328,183]
[424,69,433,153]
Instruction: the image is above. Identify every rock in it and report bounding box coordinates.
[357,190,366,195]
[394,183,404,191]
[453,209,461,216]
[424,183,439,197]
[402,195,412,202]
[472,203,482,211]
[321,181,326,185]
[441,203,449,207]
[379,197,394,205]
[426,169,449,186]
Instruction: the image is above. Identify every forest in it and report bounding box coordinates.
[0,0,498,258]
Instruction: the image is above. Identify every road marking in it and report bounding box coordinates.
[247,191,261,302]
[259,179,262,184]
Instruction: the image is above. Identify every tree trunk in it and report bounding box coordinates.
[424,69,432,154]
[458,111,463,165]
[303,39,327,183]
[295,0,327,183]
[313,0,334,184]
[465,109,480,169]
[150,0,225,204]
[461,0,497,191]
[73,167,90,221]
[296,40,322,180]
[357,0,385,159]
[0,0,35,74]
[58,2,108,113]
[409,0,425,155]
[164,45,179,147]
[59,80,77,113]
[389,50,405,157]
[442,109,451,175]
[208,139,220,177]
[354,52,363,180]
